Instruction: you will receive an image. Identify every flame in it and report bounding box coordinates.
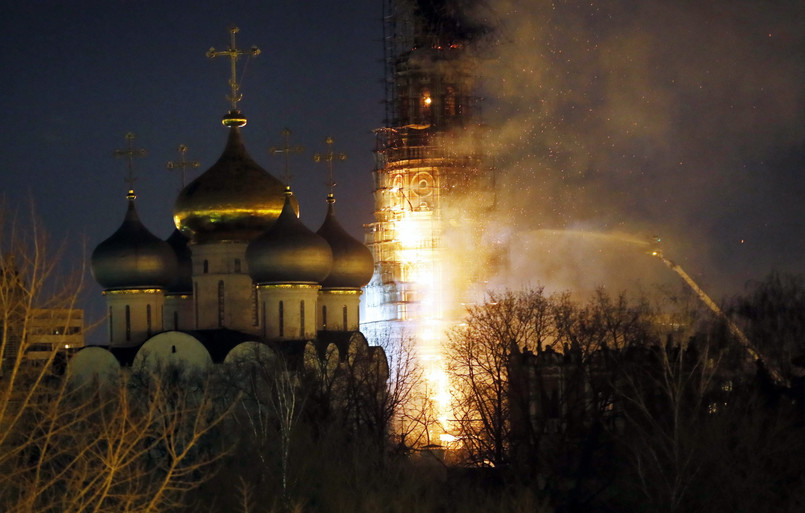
[388,203,455,442]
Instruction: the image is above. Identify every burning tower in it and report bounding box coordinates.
[362,1,488,376]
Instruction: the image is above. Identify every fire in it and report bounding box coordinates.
[388,199,455,442]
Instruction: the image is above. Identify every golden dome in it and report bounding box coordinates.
[173,127,297,243]
[91,194,178,290]
[246,192,333,284]
[316,195,374,289]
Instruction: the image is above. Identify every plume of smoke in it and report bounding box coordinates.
[449,0,805,299]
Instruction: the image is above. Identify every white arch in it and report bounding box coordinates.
[133,331,212,374]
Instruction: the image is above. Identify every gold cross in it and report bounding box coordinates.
[112,132,147,194]
[207,25,261,112]
[313,136,346,195]
[269,128,304,186]
[166,144,200,189]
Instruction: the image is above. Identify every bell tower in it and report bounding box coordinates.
[362,0,488,343]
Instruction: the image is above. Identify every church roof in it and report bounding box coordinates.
[316,194,374,289]
[173,127,296,243]
[246,191,333,284]
[91,193,177,290]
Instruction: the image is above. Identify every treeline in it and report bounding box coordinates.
[444,280,805,512]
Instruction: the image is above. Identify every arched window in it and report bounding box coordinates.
[125,305,131,341]
[444,86,456,117]
[279,301,284,337]
[234,258,241,273]
[203,260,209,273]
[262,301,267,338]
[343,305,348,330]
[300,300,305,337]
[420,88,432,122]
[193,281,199,329]
[252,287,258,326]
[146,304,152,337]
[217,280,225,327]
[173,311,179,331]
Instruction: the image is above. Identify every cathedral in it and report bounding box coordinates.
[70,27,386,380]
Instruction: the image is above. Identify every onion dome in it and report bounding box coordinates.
[316,194,374,288]
[173,126,297,243]
[165,228,192,294]
[246,189,333,284]
[91,191,178,290]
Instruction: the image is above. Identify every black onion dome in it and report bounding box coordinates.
[165,228,192,294]
[246,192,333,284]
[173,127,297,243]
[91,195,178,290]
[316,195,374,288]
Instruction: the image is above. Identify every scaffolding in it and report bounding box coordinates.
[364,0,487,334]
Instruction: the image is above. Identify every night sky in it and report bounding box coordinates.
[2,1,804,343]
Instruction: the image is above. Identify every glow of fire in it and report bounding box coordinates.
[391,204,454,441]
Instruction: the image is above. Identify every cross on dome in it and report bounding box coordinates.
[112,132,147,198]
[166,144,200,189]
[207,25,261,126]
[313,136,347,196]
[269,128,305,187]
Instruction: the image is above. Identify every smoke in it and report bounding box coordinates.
[450,0,805,300]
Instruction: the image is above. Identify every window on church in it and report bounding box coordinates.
[125,305,131,341]
[252,287,258,326]
[217,280,225,328]
[445,86,456,117]
[322,305,327,329]
[146,304,152,337]
[203,260,209,273]
[234,258,241,273]
[109,307,113,343]
[420,88,432,121]
[193,281,198,329]
[343,305,348,330]
[300,300,305,337]
[279,301,284,337]
[262,301,267,339]
[173,311,179,331]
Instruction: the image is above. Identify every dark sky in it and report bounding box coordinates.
[2,0,804,342]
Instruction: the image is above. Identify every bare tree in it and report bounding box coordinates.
[446,288,553,467]
[357,333,428,453]
[0,202,231,513]
[612,313,721,513]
